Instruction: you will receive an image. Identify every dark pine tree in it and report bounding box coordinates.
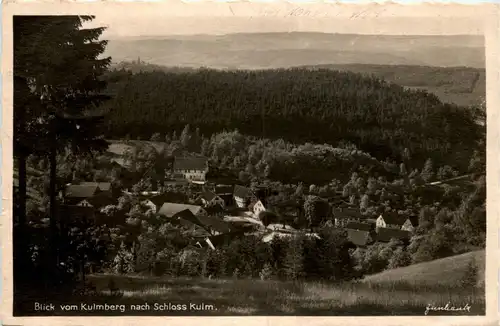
[14,15,111,289]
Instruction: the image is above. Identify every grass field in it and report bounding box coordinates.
[363,250,485,287]
[15,251,485,316]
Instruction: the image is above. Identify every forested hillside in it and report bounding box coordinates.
[102,68,484,173]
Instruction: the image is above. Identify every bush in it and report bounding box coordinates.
[259,263,274,280]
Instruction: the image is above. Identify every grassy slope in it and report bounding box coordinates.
[18,268,481,316]
[362,250,485,287]
[16,252,485,316]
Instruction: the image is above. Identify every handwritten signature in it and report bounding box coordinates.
[254,6,387,18]
[425,303,472,315]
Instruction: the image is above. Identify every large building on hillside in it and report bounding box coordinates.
[173,156,209,183]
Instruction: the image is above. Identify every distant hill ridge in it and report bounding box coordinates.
[105,32,485,70]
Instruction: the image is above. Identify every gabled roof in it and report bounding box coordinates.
[196,215,233,234]
[147,193,186,207]
[346,222,374,232]
[200,190,218,202]
[178,216,198,229]
[173,156,208,171]
[158,202,205,218]
[176,209,209,230]
[190,227,212,238]
[65,185,99,199]
[205,204,225,216]
[207,230,246,247]
[249,199,265,211]
[347,229,372,247]
[376,228,411,243]
[379,212,404,226]
[233,185,254,199]
[333,207,363,219]
[218,193,233,202]
[80,182,111,192]
[406,215,419,227]
[214,185,233,194]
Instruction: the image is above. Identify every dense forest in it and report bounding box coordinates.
[102,67,484,173]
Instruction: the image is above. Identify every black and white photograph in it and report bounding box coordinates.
[3,2,497,320]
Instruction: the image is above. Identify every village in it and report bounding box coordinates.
[58,151,420,254]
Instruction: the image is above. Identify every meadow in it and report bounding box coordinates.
[15,251,484,316]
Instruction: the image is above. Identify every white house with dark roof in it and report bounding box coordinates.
[401,216,419,233]
[333,207,364,227]
[249,199,266,218]
[376,212,405,229]
[233,185,257,208]
[199,190,226,208]
[173,156,209,183]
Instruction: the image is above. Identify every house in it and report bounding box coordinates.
[163,206,231,236]
[253,186,274,201]
[233,185,257,208]
[196,215,233,235]
[213,185,234,207]
[173,156,209,183]
[214,184,233,195]
[197,230,247,250]
[199,190,226,208]
[347,229,373,247]
[141,193,187,213]
[204,204,225,217]
[63,184,101,205]
[177,210,203,228]
[81,192,114,211]
[375,228,411,243]
[401,216,419,232]
[158,202,207,219]
[249,199,266,218]
[79,182,112,195]
[333,207,364,227]
[376,212,405,229]
[345,221,375,232]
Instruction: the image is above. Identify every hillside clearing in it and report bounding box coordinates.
[362,250,485,287]
[15,271,483,316]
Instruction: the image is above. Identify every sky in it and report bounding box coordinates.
[83,3,487,38]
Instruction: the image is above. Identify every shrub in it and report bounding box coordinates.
[259,263,274,280]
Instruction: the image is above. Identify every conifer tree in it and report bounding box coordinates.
[14,15,111,283]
